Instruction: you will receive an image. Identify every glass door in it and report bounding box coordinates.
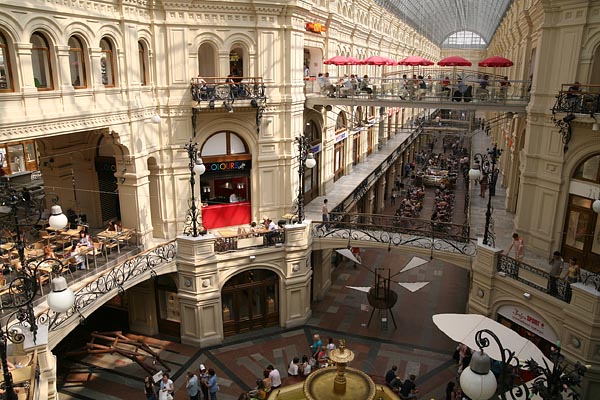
[562,195,600,272]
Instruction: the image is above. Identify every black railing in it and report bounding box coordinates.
[314,212,475,256]
[214,230,285,253]
[552,84,600,114]
[190,76,266,103]
[497,254,571,302]
[39,240,177,333]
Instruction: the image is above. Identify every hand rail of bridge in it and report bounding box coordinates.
[552,83,600,115]
[313,212,476,256]
[37,240,177,333]
[305,76,531,105]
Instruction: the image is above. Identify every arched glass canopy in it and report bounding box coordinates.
[376,0,514,47]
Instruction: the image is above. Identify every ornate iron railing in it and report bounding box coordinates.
[39,240,177,333]
[214,230,285,253]
[497,255,570,302]
[315,212,475,256]
[551,84,600,115]
[581,269,600,291]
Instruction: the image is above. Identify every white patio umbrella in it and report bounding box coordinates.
[432,313,550,367]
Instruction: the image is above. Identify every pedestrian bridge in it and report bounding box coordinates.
[310,213,474,270]
[38,218,474,347]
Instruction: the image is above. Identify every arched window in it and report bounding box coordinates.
[562,153,600,272]
[68,36,86,88]
[198,43,217,83]
[138,41,148,86]
[335,112,347,131]
[0,31,13,92]
[229,46,244,78]
[201,131,249,157]
[442,31,486,49]
[30,32,53,90]
[100,38,116,87]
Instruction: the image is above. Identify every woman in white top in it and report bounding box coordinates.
[288,357,299,376]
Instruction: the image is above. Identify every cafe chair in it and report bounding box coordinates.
[37,272,50,295]
[104,238,120,255]
[117,229,134,247]
[40,229,56,245]
[62,258,77,276]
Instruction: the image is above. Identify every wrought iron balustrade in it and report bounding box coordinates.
[38,240,177,333]
[190,76,266,104]
[214,230,285,253]
[552,84,600,115]
[497,254,570,302]
[314,212,475,256]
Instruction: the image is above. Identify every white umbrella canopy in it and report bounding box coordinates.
[432,313,551,367]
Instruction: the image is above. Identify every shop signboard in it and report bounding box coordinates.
[205,160,251,172]
[497,305,558,344]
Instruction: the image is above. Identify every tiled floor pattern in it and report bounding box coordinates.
[57,247,469,400]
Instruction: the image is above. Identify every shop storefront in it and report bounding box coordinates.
[200,131,252,229]
[0,140,44,190]
[496,304,558,357]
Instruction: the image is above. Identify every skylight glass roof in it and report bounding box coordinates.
[375,0,514,47]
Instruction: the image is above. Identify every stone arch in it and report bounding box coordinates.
[63,21,95,46]
[218,263,285,291]
[22,16,64,44]
[197,40,219,80]
[0,12,25,42]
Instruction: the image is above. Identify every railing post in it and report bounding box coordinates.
[468,239,503,315]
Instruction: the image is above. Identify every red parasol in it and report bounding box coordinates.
[398,56,434,66]
[361,55,397,66]
[478,56,513,67]
[324,55,361,65]
[437,56,472,66]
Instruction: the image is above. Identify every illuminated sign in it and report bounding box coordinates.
[306,22,327,34]
[497,305,558,343]
[205,160,251,172]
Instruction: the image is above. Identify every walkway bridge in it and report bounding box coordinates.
[310,212,474,269]
[39,215,474,347]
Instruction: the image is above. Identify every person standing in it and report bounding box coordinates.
[321,199,330,230]
[566,257,581,283]
[548,251,564,295]
[325,337,336,358]
[288,357,299,376]
[310,334,322,358]
[479,173,489,198]
[199,364,209,400]
[266,365,281,389]
[207,368,219,400]
[186,371,199,400]
[159,373,174,400]
[144,376,157,400]
[506,233,525,261]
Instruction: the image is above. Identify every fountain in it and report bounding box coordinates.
[302,340,377,400]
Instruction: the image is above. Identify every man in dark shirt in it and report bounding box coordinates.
[400,374,418,398]
[385,365,398,387]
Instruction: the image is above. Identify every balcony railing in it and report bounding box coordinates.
[497,254,571,302]
[214,230,285,253]
[552,83,600,115]
[190,76,266,105]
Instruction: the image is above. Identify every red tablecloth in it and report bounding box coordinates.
[202,202,251,229]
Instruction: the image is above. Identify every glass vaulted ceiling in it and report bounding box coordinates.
[376,0,514,47]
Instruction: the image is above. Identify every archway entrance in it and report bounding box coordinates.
[221,269,279,336]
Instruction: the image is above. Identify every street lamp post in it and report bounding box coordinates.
[0,185,75,400]
[183,139,206,237]
[460,329,587,400]
[469,143,502,246]
[295,134,317,223]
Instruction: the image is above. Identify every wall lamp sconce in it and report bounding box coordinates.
[523,292,532,300]
[249,255,256,261]
[223,101,234,113]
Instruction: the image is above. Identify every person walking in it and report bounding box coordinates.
[479,173,489,198]
[548,251,564,295]
[310,334,322,358]
[186,371,199,400]
[321,199,330,230]
[159,373,174,400]
[144,376,158,400]
[506,233,525,261]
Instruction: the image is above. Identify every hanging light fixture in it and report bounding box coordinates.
[236,182,245,190]
[593,196,600,213]
[151,114,161,124]
[305,152,317,168]
[47,276,76,313]
[193,158,206,175]
[48,204,68,231]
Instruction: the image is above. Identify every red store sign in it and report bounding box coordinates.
[497,305,558,344]
[306,22,326,34]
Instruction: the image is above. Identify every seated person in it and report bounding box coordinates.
[299,355,311,377]
[247,379,267,400]
[43,245,56,259]
[359,75,373,94]
[77,230,92,248]
[288,357,300,376]
[68,245,85,270]
[441,76,451,95]
[106,220,119,232]
[263,217,279,245]
[385,365,399,388]
[399,374,418,399]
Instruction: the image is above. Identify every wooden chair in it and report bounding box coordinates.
[104,238,120,255]
[37,272,50,295]
[117,230,134,247]
[40,230,56,245]
[87,242,102,269]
